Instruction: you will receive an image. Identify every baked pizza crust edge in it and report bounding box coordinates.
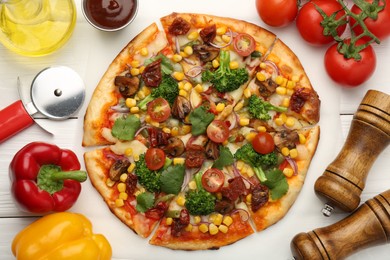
[149,214,255,250]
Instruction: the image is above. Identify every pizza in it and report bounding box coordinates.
[82,12,320,250]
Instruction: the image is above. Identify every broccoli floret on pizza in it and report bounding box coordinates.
[138,74,179,110]
[234,143,277,183]
[185,170,216,216]
[134,154,161,192]
[247,94,287,121]
[201,50,249,93]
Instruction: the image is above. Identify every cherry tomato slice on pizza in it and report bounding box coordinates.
[145,148,166,170]
[206,120,229,143]
[201,168,225,193]
[251,132,275,154]
[147,97,171,122]
[233,33,256,57]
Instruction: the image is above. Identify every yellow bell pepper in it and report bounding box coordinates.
[12,212,112,260]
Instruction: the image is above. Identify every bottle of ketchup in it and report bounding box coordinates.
[82,0,138,31]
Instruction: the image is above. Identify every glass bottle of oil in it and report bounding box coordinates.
[0,0,76,57]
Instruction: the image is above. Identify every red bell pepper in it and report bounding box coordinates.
[9,142,87,213]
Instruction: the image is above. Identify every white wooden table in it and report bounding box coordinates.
[1,1,389,259]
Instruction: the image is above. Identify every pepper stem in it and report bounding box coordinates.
[50,170,87,182]
[37,165,87,195]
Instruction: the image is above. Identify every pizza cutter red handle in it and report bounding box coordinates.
[0,100,34,143]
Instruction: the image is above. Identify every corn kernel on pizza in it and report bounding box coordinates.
[83,13,320,250]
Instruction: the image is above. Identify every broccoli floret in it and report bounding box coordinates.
[134,154,161,192]
[137,95,154,111]
[150,74,179,105]
[248,95,288,121]
[235,143,277,183]
[138,74,179,110]
[185,189,215,216]
[201,50,249,93]
[258,151,278,168]
[185,170,216,216]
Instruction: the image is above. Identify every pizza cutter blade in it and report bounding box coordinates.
[0,66,85,143]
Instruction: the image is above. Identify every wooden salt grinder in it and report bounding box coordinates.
[315,90,390,216]
[291,189,390,260]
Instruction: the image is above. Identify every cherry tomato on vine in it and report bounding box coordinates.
[251,132,275,154]
[145,148,166,170]
[350,0,390,42]
[255,0,298,27]
[233,33,256,56]
[201,168,225,193]
[324,39,377,87]
[206,120,229,143]
[296,0,347,45]
[147,97,171,122]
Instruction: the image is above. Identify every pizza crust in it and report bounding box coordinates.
[150,214,254,250]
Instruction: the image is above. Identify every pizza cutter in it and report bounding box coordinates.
[0,66,85,143]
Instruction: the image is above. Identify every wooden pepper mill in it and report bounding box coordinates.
[315,90,390,216]
[291,189,390,260]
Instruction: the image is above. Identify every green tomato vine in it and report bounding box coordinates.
[314,0,386,60]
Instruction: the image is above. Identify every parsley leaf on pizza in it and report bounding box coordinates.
[188,106,215,136]
[111,115,141,141]
[160,164,185,195]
